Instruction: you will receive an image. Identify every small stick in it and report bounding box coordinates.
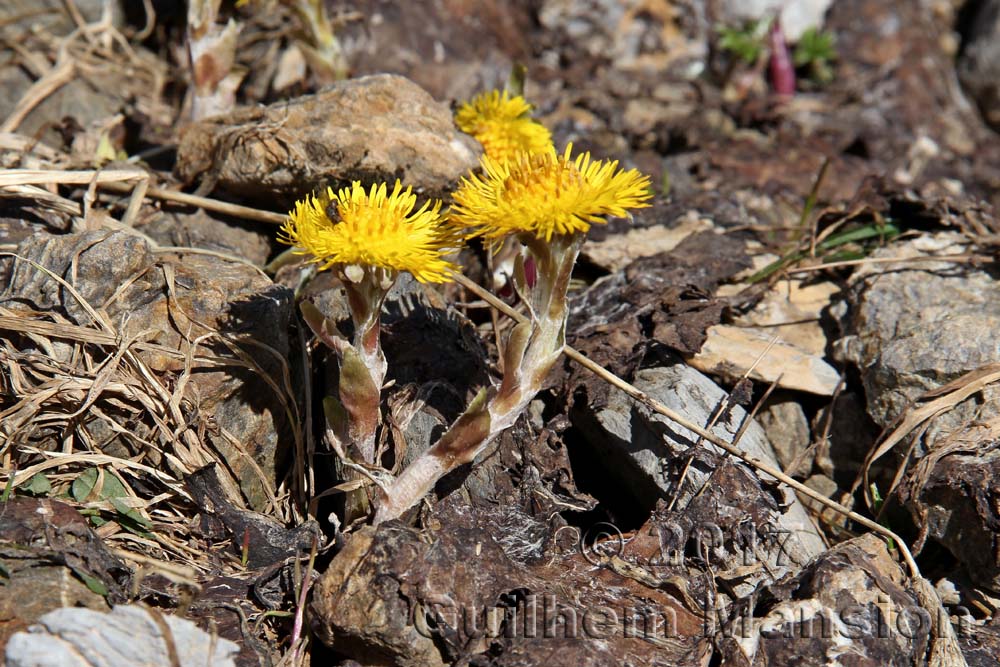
[785,253,985,275]
[0,168,148,187]
[0,171,288,225]
[290,535,319,665]
[0,60,75,133]
[121,177,150,228]
[100,180,287,225]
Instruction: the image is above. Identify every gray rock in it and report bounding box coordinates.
[337,2,535,103]
[839,231,1000,591]
[958,0,1000,130]
[539,0,831,62]
[900,418,1000,590]
[539,0,650,61]
[1,230,153,328]
[812,391,875,483]
[0,497,128,651]
[5,605,238,667]
[801,473,843,529]
[176,74,481,202]
[0,230,293,511]
[312,503,708,667]
[538,0,709,67]
[135,208,273,266]
[758,395,812,475]
[717,534,933,665]
[961,621,1000,667]
[6,77,124,149]
[841,233,1000,440]
[838,235,1000,592]
[572,364,826,588]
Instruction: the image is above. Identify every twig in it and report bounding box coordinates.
[110,548,200,589]
[290,535,319,665]
[135,0,157,41]
[100,180,288,225]
[784,252,986,275]
[0,60,76,133]
[0,168,148,187]
[0,132,64,160]
[0,184,81,215]
[1,170,289,225]
[0,170,287,224]
[122,178,150,228]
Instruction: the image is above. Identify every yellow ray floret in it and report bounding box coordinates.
[455,90,554,162]
[450,144,652,243]
[279,180,459,283]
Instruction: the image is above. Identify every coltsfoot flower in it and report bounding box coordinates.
[455,90,554,162]
[376,147,653,523]
[279,180,459,283]
[450,144,653,244]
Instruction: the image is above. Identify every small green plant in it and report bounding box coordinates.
[72,468,154,537]
[869,482,896,551]
[793,26,836,83]
[748,220,901,283]
[75,571,110,597]
[2,471,53,500]
[717,20,836,90]
[717,19,769,65]
[1,474,12,503]
[20,473,52,497]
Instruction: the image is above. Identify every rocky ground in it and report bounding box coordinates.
[3,1,1000,666]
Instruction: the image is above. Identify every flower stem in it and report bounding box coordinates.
[339,267,391,463]
[373,234,583,523]
[315,267,394,522]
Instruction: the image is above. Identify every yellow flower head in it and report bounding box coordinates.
[279,180,459,283]
[455,90,554,162]
[450,144,652,244]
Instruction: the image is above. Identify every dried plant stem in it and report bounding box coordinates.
[0,60,75,133]
[0,168,148,187]
[2,167,288,226]
[291,0,349,82]
[785,252,985,275]
[290,535,319,664]
[186,0,243,121]
[98,180,289,225]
